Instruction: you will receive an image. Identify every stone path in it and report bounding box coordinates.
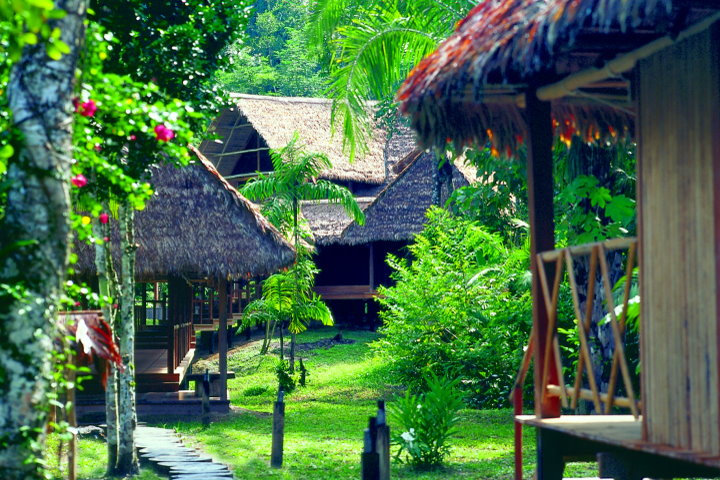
[135,425,234,480]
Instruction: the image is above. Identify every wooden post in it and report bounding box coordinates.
[376,400,390,480]
[525,89,560,418]
[368,243,375,292]
[202,369,211,426]
[299,358,307,387]
[513,387,523,480]
[361,417,380,480]
[218,277,228,402]
[271,389,285,468]
[167,280,175,374]
[68,353,77,480]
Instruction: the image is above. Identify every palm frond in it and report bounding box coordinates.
[298,180,365,225]
[326,7,441,160]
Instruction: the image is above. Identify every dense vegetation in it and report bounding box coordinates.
[375,208,532,408]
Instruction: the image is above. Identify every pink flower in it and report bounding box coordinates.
[74,301,81,307]
[71,174,87,188]
[103,236,110,242]
[129,134,137,141]
[154,124,175,142]
[79,99,97,117]
[94,144,102,152]
[112,303,119,309]
[99,213,109,224]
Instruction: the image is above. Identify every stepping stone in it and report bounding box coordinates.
[140,447,197,456]
[170,474,233,480]
[169,463,230,475]
[148,455,211,463]
[134,426,232,479]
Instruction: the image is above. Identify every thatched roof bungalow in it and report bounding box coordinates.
[307,151,475,323]
[199,94,413,191]
[75,146,294,281]
[399,0,720,478]
[74,147,294,411]
[339,151,475,246]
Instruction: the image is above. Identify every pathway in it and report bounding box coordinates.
[135,425,233,480]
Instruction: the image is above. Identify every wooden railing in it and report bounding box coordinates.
[513,237,640,417]
[168,321,193,373]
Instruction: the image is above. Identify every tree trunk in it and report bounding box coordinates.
[93,216,120,474]
[289,333,296,373]
[279,322,284,361]
[116,203,138,474]
[0,2,87,478]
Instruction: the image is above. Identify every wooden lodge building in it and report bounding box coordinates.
[200,94,476,325]
[74,147,294,416]
[399,0,720,478]
[304,150,476,324]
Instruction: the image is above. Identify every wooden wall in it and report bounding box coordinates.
[638,22,720,454]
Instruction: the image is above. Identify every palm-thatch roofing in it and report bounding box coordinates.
[335,151,474,246]
[199,94,401,184]
[398,0,720,153]
[74,146,295,281]
[300,197,374,246]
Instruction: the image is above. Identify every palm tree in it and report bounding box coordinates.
[241,133,365,370]
[307,0,476,159]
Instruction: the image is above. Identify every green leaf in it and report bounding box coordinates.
[21,32,38,45]
[0,144,14,160]
[46,43,62,60]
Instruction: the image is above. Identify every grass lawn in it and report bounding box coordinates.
[164,327,596,479]
[45,434,163,480]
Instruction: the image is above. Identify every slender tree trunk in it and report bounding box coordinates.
[93,216,120,474]
[116,203,138,474]
[261,319,274,354]
[0,2,86,478]
[289,333,296,372]
[289,199,299,372]
[279,321,284,361]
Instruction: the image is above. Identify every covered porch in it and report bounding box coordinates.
[398,1,720,479]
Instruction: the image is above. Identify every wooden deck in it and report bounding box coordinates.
[314,285,378,300]
[80,348,195,394]
[77,390,231,422]
[517,415,720,478]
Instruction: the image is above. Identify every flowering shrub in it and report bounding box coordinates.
[388,374,464,468]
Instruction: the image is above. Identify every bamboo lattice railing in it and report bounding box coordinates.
[513,237,640,417]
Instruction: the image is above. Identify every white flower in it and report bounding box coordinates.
[417,404,422,409]
[400,430,415,443]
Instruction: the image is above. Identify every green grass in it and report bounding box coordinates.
[167,327,599,479]
[45,435,163,480]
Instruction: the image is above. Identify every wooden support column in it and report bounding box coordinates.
[525,89,560,418]
[218,277,228,401]
[167,280,176,374]
[368,243,375,291]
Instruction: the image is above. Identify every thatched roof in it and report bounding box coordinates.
[199,94,404,184]
[300,198,374,246]
[74,147,295,281]
[336,152,472,246]
[398,0,720,153]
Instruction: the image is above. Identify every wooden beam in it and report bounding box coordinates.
[525,89,560,418]
[218,277,228,402]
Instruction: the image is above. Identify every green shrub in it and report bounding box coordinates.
[243,385,269,397]
[374,208,532,408]
[275,359,296,394]
[388,374,464,468]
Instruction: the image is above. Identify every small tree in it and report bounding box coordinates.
[241,133,364,370]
